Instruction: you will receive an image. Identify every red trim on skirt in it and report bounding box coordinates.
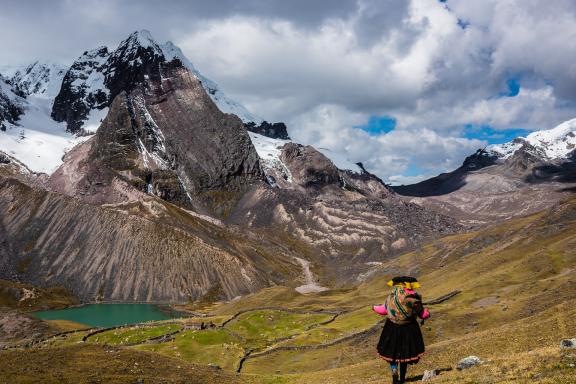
[376,351,424,363]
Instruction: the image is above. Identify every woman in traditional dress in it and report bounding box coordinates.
[372,276,430,384]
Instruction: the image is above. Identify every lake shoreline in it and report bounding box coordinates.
[32,303,190,328]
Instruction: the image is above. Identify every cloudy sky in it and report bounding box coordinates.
[1,0,575,184]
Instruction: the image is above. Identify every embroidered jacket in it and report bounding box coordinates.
[373,286,430,325]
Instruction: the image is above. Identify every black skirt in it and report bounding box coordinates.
[376,319,425,363]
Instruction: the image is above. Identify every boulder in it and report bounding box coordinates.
[457,356,483,370]
[560,338,576,349]
[421,369,437,381]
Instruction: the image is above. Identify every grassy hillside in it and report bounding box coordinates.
[1,196,576,383]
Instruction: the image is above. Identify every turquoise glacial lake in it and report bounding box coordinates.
[33,304,183,328]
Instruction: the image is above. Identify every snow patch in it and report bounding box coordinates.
[486,140,524,159]
[0,97,92,174]
[83,107,108,133]
[248,131,292,182]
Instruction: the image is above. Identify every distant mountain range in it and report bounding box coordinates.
[393,119,576,224]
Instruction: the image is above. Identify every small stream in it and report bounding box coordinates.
[294,257,328,294]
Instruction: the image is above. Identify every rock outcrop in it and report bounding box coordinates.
[245,121,290,140]
[280,143,340,189]
[561,339,576,349]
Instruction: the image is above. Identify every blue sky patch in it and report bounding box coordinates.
[464,124,531,144]
[404,163,425,177]
[356,115,396,135]
[499,77,520,97]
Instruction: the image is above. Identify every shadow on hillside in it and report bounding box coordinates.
[392,171,468,197]
[405,367,453,382]
[392,150,497,197]
[525,161,576,185]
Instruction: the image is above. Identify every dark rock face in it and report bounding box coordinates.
[139,62,263,216]
[462,149,499,170]
[0,79,23,131]
[340,162,394,199]
[245,121,290,140]
[88,91,191,208]
[103,33,166,98]
[51,47,110,133]
[504,142,546,173]
[525,159,576,184]
[89,93,141,169]
[280,143,340,189]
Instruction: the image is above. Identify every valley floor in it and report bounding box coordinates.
[2,196,576,383]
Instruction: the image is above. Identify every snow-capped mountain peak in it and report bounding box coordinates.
[131,29,160,50]
[51,30,262,133]
[10,61,67,99]
[1,30,266,174]
[487,118,576,160]
[110,29,164,63]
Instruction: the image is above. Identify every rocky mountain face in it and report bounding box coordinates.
[0,176,300,302]
[49,48,263,216]
[0,30,464,301]
[394,120,576,225]
[0,76,23,131]
[50,47,110,133]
